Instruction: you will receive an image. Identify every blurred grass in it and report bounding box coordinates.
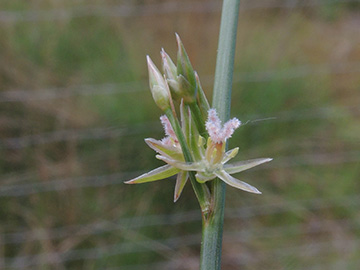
[1,0,360,269]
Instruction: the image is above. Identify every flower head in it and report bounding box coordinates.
[125,108,272,200]
[125,37,272,202]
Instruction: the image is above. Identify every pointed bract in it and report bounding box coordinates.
[176,33,197,102]
[215,170,261,194]
[125,164,180,184]
[174,171,188,202]
[224,158,272,175]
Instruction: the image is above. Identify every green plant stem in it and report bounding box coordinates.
[165,109,211,215]
[200,0,240,269]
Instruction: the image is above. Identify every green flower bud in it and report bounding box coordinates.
[147,55,171,111]
[161,48,177,81]
[161,49,182,100]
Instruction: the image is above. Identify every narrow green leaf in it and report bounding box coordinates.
[200,0,242,268]
[124,165,180,184]
[223,158,272,174]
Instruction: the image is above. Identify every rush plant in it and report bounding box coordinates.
[125,0,271,268]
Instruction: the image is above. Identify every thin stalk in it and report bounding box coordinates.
[165,109,211,215]
[200,0,240,269]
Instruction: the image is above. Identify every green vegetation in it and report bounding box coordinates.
[0,1,359,269]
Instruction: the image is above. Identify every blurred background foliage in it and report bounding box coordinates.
[0,0,359,269]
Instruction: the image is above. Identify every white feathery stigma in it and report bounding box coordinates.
[160,115,178,143]
[206,109,241,144]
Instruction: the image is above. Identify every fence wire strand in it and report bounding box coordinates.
[0,150,359,197]
[4,218,360,268]
[2,102,359,149]
[1,61,360,103]
[2,193,360,245]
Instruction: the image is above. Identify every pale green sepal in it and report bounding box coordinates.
[215,170,261,194]
[174,171,188,202]
[124,165,180,184]
[145,138,182,160]
[223,158,272,174]
[195,172,216,183]
[221,147,239,164]
[198,135,206,159]
[156,155,204,172]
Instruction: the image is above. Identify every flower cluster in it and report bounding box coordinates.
[125,34,272,202]
[126,106,271,201]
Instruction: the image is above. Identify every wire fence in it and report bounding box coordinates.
[2,193,360,268]
[1,61,360,103]
[0,150,359,198]
[3,193,360,244]
[1,1,360,269]
[1,123,159,149]
[7,234,360,269]
[3,221,360,269]
[1,101,359,150]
